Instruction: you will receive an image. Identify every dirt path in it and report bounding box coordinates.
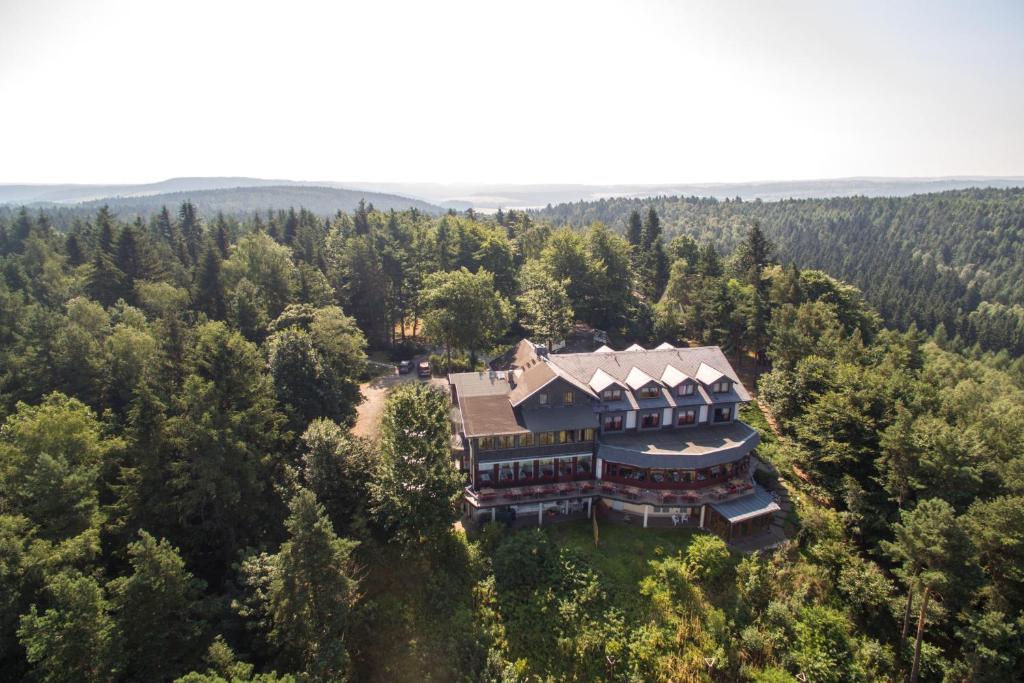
[352,371,448,439]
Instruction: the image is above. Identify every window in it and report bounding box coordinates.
[576,459,592,475]
[639,385,660,399]
[558,458,573,477]
[713,406,732,422]
[519,433,534,447]
[677,382,695,396]
[603,414,624,432]
[602,387,623,401]
[477,469,493,483]
[677,409,696,426]
[519,463,534,480]
[580,428,595,442]
[539,431,554,445]
[563,390,574,406]
[538,458,555,478]
[498,463,514,482]
[640,411,660,428]
[499,435,514,449]
[712,380,730,394]
[538,392,549,405]
[478,437,494,451]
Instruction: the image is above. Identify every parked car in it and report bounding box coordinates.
[398,360,413,374]
[417,360,431,378]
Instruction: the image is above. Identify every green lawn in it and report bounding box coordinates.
[545,520,701,600]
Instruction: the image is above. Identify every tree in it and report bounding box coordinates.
[370,383,461,544]
[517,260,574,350]
[734,221,776,291]
[266,489,359,681]
[17,572,119,683]
[0,393,118,542]
[222,232,296,320]
[420,267,511,368]
[882,499,975,683]
[164,322,287,582]
[195,243,226,320]
[625,209,643,247]
[298,419,377,536]
[107,531,207,681]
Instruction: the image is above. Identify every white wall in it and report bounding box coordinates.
[626,410,637,429]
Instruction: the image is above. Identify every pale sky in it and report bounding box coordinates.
[1,0,1022,185]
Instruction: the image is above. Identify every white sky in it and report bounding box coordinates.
[1,0,1022,185]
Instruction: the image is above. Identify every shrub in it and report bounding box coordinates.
[686,534,731,584]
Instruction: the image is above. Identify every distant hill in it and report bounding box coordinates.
[348,177,1024,209]
[5,176,1022,211]
[23,184,442,216]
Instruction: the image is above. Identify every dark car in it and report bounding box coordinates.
[417,361,431,378]
[398,360,413,374]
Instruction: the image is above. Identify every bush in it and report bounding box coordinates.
[686,534,731,584]
[428,352,484,374]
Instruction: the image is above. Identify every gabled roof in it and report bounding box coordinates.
[624,366,659,390]
[695,362,727,386]
[654,342,675,350]
[594,345,615,353]
[508,358,596,407]
[545,344,751,402]
[625,343,646,352]
[588,367,623,393]
[660,364,690,387]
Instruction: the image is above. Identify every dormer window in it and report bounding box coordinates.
[563,390,574,406]
[677,382,695,397]
[712,380,730,394]
[602,387,622,401]
[538,392,549,405]
[639,385,660,399]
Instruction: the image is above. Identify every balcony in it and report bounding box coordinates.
[464,476,756,509]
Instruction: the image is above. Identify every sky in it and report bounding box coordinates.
[1,0,1022,185]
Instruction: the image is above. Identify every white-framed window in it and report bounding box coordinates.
[712,380,730,394]
[602,387,623,401]
[640,411,660,428]
[677,382,695,396]
[713,406,732,422]
[677,409,696,426]
[538,392,549,405]
[639,385,660,399]
[603,414,624,431]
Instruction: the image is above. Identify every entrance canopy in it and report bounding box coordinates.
[710,485,780,523]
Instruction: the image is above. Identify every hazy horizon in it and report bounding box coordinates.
[2,0,1023,185]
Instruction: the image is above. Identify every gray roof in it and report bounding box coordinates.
[550,346,751,402]
[710,485,780,523]
[520,406,599,432]
[449,370,512,398]
[598,422,759,469]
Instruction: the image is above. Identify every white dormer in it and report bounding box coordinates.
[660,364,689,387]
[625,366,662,399]
[594,344,615,353]
[695,362,731,393]
[589,368,627,401]
[654,342,675,350]
[625,343,646,352]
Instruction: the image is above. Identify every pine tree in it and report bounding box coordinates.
[625,209,643,247]
[268,489,358,681]
[107,531,208,681]
[195,243,225,320]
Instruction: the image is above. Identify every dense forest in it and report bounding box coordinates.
[1,199,1022,681]
[536,188,1024,357]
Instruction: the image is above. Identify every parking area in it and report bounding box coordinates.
[352,358,448,439]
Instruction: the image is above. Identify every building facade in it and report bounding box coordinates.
[449,340,780,542]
